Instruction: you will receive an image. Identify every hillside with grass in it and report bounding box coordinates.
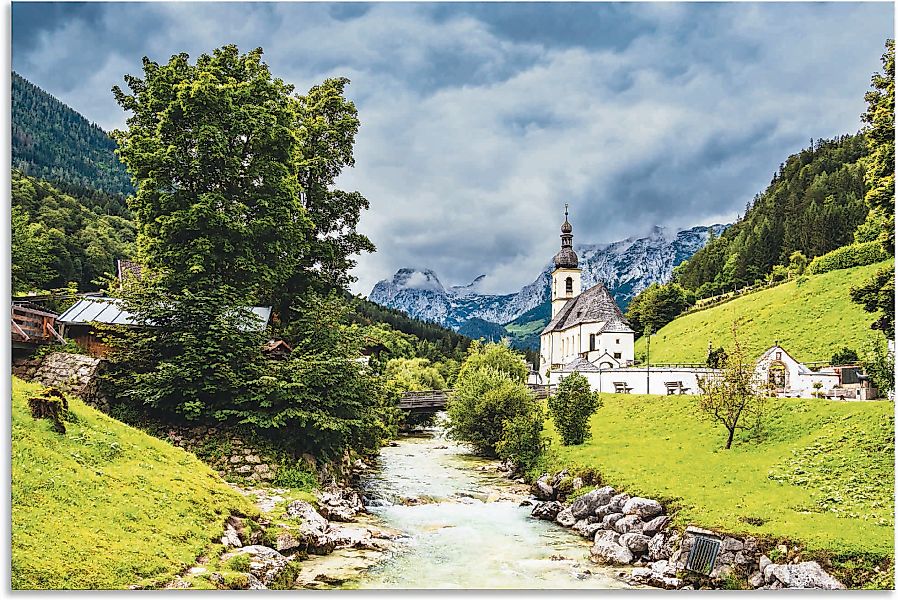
[11,377,256,589]
[635,260,894,364]
[544,392,894,587]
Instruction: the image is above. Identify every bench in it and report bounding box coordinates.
[613,382,633,394]
[664,381,690,395]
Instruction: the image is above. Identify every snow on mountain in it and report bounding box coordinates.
[368,224,727,331]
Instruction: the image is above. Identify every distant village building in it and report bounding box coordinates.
[539,207,636,377]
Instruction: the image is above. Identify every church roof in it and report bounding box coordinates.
[541,282,634,335]
[558,357,601,372]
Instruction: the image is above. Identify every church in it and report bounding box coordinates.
[539,208,636,379]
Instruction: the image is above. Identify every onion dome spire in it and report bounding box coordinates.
[553,203,579,269]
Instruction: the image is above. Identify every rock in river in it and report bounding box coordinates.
[531,501,564,521]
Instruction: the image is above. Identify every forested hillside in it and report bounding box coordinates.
[12,170,135,292]
[677,134,869,297]
[12,72,133,200]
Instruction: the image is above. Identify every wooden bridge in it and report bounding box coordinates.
[399,384,555,412]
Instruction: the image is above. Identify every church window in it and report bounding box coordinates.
[565,277,573,294]
[616,338,620,344]
[613,352,622,359]
[589,334,596,351]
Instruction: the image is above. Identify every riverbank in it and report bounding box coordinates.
[536,392,894,589]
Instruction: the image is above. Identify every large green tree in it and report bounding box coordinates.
[852,40,895,339]
[861,39,895,255]
[112,45,312,302]
[277,77,376,317]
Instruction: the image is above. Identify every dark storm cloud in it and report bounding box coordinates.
[10,2,894,295]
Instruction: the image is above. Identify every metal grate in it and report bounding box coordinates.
[686,535,721,575]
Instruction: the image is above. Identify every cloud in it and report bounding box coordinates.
[11,2,893,296]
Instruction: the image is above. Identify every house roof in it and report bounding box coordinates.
[541,282,634,335]
[58,297,272,332]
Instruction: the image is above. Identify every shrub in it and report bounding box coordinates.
[495,401,545,470]
[446,366,537,456]
[806,242,888,275]
[272,464,318,491]
[223,554,251,573]
[548,373,602,446]
[831,347,860,366]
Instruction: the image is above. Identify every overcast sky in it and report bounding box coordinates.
[12,2,893,295]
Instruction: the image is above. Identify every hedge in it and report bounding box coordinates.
[806,241,889,275]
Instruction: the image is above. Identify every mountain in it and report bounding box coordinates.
[368,224,727,348]
[12,72,133,202]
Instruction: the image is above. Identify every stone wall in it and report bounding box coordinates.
[162,425,281,484]
[14,352,111,411]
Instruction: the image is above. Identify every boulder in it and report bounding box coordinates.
[622,497,663,519]
[641,515,671,537]
[532,480,555,501]
[220,524,242,549]
[614,514,644,534]
[759,555,772,574]
[601,512,624,529]
[555,507,578,528]
[628,567,654,584]
[748,571,765,588]
[571,477,584,491]
[570,486,616,519]
[283,500,328,531]
[608,493,631,512]
[317,487,364,523]
[221,545,296,589]
[531,501,564,521]
[594,529,622,546]
[590,540,634,565]
[620,533,652,553]
[765,562,846,590]
[326,526,373,550]
[651,559,675,578]
[571,518,600,538]
[594,504,614,519]
[721,537,744,552]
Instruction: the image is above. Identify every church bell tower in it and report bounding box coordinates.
[551,204,582,318]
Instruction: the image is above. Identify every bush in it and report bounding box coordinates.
[806,242,888,275]
[446,366,537,456]
[831,347,860,366]
[495,401,545,470]
[548,372,602,445]
[272,464,318,491]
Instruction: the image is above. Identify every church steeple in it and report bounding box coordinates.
[550,204,582,318]
[553,203,579,269]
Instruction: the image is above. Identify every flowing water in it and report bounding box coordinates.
[297,425,631,589]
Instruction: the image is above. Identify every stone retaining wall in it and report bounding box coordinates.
[13,352,112,411]
[162,426,282,484]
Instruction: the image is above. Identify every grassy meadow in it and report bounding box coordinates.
[11,377,256,589]
[542,392,894,586]
[635,260,894,363]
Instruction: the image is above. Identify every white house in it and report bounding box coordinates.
[539,208,636,377]
[755,344,842,398]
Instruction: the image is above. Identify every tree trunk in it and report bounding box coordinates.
[725,427,735,449]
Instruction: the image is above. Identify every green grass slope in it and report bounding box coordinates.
[544,393,894,586]
[636,260,894,363]
[11,377,255,589]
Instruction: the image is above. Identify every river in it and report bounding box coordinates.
[295,425,630,589]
